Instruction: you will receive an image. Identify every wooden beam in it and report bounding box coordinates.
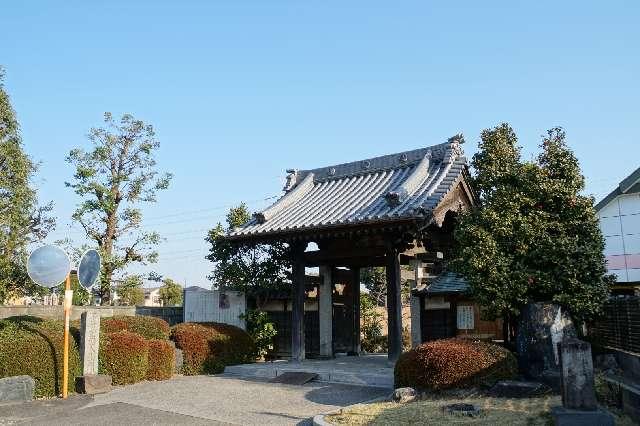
[351,266,361,355]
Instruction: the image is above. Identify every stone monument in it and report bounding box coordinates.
[551,338,614,425]
[75,311,112,394]
[516,302,576,388]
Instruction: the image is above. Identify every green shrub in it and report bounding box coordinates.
[99,330,149,385]
[101,316,170,340]
[0,316,82,397]
[394,338,517,390]
[241,310,276,359]
[171,322,255,375]
[146,339,175,381]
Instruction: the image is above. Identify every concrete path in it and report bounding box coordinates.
[225,354,394,388]
[0,375,389,425]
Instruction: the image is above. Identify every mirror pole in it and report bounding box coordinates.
[62,273,72,399]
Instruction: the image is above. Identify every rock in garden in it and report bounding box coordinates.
[392,387,417,403]
[75,374,112,395]
[0,375,35,403]
[442,403,481,417]
[488,380,547,398]
[516,302,576,388]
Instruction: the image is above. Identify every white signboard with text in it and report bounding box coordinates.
[457,305,474,330]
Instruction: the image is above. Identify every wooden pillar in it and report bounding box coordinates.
[291,241,307,362]
[409,259,422,348]
[350,266,361,355]
[318,265,333,358]
[386,248,403,362]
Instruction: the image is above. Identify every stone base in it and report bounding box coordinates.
[0,376,34,403]
[75,374,112,395]
[551,406,614,426]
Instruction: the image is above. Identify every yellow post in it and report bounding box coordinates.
[62,273,72,399]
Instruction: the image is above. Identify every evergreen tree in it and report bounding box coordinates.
[159,278,183,306]
[206,203,291,307]
[0,68,54,302]
[454,124,612,338]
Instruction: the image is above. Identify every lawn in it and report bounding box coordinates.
[326,393,634,425]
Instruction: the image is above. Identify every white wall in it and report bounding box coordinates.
[599,193,640,282]
[183,288,246,329]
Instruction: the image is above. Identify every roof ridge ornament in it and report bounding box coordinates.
[283,169,299,192]
[445,133,465,163]
[254,172,315,224]
[385,151,432,206]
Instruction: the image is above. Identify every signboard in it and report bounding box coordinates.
[457,305,475,330]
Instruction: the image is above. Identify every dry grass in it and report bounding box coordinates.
[327,393,637,426]
[327,394,560,425]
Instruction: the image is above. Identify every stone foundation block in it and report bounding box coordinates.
[551,406,614,426]
[75,374,112,395]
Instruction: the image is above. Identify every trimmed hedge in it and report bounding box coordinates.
[0,316,82,398]
[394,338,517,390]
[99,330,149,385]
[171,322,255,375]
[101,316,170,340]
[146,339,174,381]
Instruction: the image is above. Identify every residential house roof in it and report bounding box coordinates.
[228,136,471,239]
[595,166,640,211]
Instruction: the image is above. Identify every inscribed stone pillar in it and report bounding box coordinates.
[80,311,100,375]
[318,266,333,358]
[560,338,597,410]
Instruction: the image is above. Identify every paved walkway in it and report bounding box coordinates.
[225,354,394,388]
[0,375,389,425]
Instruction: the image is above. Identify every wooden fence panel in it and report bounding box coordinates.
[591,296,640,354]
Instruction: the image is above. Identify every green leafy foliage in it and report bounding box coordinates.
[360,293,384,352]
[99,330,149,385]
[241,310,277,358]
[0,69,54,303]
[454,124,613,324]
[171,322,256,375]
[0,316,82,397]
[65,112,172,303]
[55,273,90,306]
[146,339,175,381]
[206,204,291,305]
[159,278,183,306]
[116,275,145,306]
[394,338,517,390]
[101,315,170,340]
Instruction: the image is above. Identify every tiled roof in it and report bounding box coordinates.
[417,272,469,294]
[229,137,469,239]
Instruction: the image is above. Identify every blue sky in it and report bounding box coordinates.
[3,1,639,288]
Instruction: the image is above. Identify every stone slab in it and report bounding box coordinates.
[75,374,112,395]
[0,376,34,404]
[269,372,318,385]
[551,406,614,426]
[80,311,101,375]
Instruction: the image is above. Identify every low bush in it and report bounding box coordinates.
[171,322,255,375]
[99,330,149,385]
[146,339,175,381]
[0,316,82,398]
[101,316,170,340]
[394,338,517,390]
